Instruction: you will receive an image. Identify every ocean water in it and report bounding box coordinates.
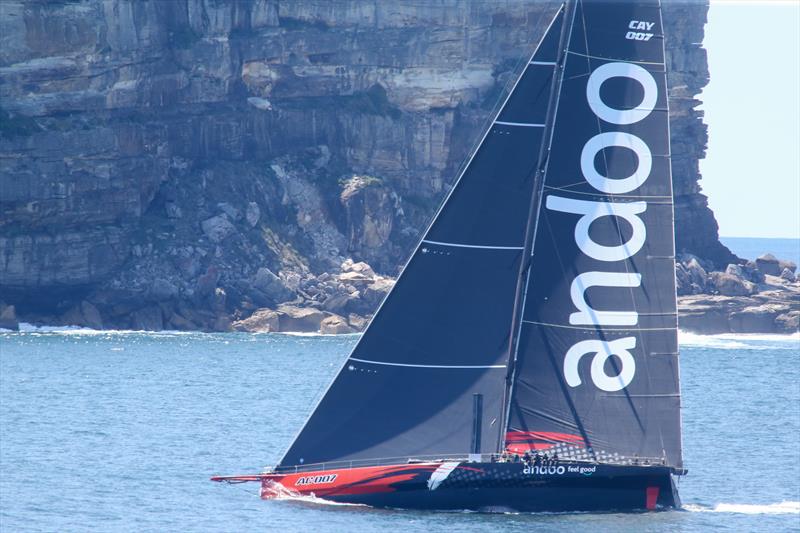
[1,330,798,532]
[720,236,800,266]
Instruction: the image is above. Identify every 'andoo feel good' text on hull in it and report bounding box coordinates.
[213,0,687,513]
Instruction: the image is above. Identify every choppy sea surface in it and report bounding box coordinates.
[1,329,798,532]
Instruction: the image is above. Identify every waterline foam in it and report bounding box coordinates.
[684,501,799,515]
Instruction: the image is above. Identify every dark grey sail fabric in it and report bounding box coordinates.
[278,8,564,469]
[506,0,682,468]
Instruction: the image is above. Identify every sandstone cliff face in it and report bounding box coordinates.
[661,2,735,268]
[1,0,736,330]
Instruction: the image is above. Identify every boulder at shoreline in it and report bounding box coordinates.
[8,253,799,336]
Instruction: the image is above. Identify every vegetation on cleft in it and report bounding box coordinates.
[0,109,42,139]
[169,27,200,49]
[278,84,401,120]
[278,16,330,32]
[357,84,402,119]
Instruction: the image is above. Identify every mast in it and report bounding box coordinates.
[498,1,575,452]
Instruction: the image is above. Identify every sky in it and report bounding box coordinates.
[699,0,800,239]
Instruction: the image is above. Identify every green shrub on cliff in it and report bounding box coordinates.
[0,109,41,139]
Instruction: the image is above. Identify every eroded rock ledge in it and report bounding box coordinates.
[3,252,798,336]
[230,258,390,334]
[676,253,799,335]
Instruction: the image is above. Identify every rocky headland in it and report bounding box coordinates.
[1,1,797,335]
[676,253,799,334]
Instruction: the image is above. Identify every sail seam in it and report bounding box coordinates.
[350,357,506,369]
[521,320,675,332]
[566,49,664,66]
[422,239,524,251]
[542,185,673,200]
[494,121,546,128]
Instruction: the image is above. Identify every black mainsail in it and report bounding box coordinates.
[278,8,565,469]
[506,0,682,469]
[277,0,682,473]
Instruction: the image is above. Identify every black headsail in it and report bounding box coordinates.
[277,8,565,470]
[505,0,683,469]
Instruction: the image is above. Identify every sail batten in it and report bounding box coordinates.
[421,239,525,250]
[541,187,674,200]
[567,50,666,65]
[494,121,547,128]
[349,358,507,370]
[521,320,676,332]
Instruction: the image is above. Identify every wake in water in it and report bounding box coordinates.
[266,482,366,507]
[684,501,799,515]
[271,331,361,338]
[678,330,800,350]
[3,323,362,338]
[9,323,197,336]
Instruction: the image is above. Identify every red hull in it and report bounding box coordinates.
[213,462,443,499]
[212,460,681,512]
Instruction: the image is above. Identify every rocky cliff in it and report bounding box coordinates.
[3,0,779,334]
